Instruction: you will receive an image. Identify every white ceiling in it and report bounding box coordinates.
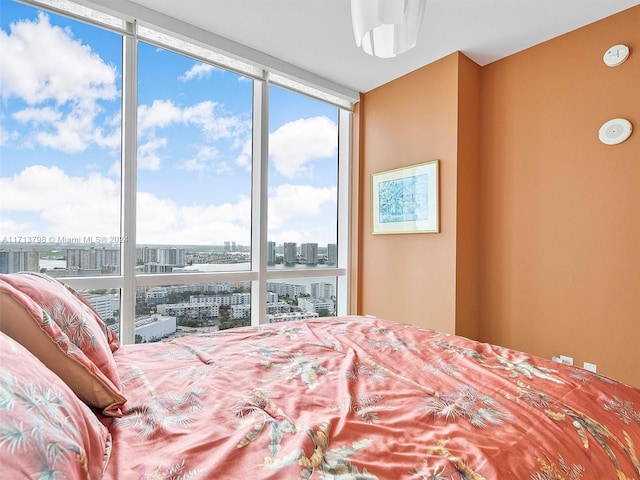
[124,0,639,94]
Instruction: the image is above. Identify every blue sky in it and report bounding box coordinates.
[0,0,339,247]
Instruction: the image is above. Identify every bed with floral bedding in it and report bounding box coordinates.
[1,272,639,480]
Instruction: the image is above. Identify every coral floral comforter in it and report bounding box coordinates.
[105,316,640,479]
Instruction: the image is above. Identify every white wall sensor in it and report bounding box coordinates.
[598,118,632,145]
[603,44,629,67]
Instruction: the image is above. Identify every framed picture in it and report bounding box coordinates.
[371,160,439,234]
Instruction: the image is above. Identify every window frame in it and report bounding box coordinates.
[19,0,354,343]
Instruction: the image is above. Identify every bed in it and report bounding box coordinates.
[1,272,639,479]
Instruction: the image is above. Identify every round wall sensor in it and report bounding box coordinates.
[598,118,632,145]
[603,44,629,67]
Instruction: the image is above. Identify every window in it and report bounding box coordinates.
[0,0,353,343]
[136,42,253,265]
[267,276,338,322]
[0,1,122,275]
[268,85,339,268]
[134,281,251,343]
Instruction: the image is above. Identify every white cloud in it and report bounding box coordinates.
[0,12,117,105]
[108,161,121,178]
[138,99,248,142]
[268,183,336,229]
[0,166,254,245]
[268,228,335,246]
[0,124,19,147]
[35,107,99,153]
[13,103,119,154]
[137,138,167,171]
[13,107,61,124]
[136,193,252,245]
[270,116,337,178]
[94,111,121,149]
[183,101,247,140]
[138,100,183,135]
[136,99,250,172]
[0,165,120,238]
[0,218,30,237]
[0,12,119,154]
[179,63,218,81]
[179,145,221,172]
[235,138,252,170]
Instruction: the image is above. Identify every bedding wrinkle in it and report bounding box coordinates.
[7,275,636,478]
[129,365,157,398]
[101,316,640,479]
[166,337,218,365]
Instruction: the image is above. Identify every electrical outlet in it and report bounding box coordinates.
[559,355,574,365]
[583,362,597,372]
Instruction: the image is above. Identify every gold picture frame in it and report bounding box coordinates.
[371,160,439,234]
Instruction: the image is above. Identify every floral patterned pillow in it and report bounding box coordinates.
[0,331,112,479]
[0,273,126,416]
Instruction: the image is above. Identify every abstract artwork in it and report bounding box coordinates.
[371,160,439,234]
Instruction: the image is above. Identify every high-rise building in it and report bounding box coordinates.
[311,282,335,300]
[0,251,8,274]
[0,249,39,274]
[135,314,177,343]
[137,246,158,264]
[66,247,120,272]
[266,282,306,298]
[136,247,185,270]
[206,282,234,293]
[283,242,297,266]
[158,247,186,267]
[327,243,338,266]
[298,297,335,314]
[85,293,119,321]
[267,241,276,265]
[301,243,318,266]
[145,287,169,305]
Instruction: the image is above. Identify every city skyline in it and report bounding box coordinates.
[0,239,339,275]
[0,1,341,248]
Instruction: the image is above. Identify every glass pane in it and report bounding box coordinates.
[135,281,251,342]
[75,287,121,331]
[136,42,252,272]
[267,85,339,271]
[266,276,337,322]
[0,1,122,275]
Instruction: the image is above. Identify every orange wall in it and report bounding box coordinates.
[455,55,482,341]
[357,53,461,334]
[478,7,639,386]
[355,6,639,386]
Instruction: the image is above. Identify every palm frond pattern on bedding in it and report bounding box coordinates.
[104,316,640,479]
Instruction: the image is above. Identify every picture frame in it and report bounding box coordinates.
[371,160,439,234]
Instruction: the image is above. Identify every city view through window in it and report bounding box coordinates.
[1,240,339,340]
[0,0,350,343]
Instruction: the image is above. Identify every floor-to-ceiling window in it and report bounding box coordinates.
[0,0,352,344]
[0,0,125,327]
[266,85,340,320]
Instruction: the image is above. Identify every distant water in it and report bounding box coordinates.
[40,259,67,269]
[179,263,251,272]
[180,263,334,272]
[39,260,337,288]
[180,262,338,288]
